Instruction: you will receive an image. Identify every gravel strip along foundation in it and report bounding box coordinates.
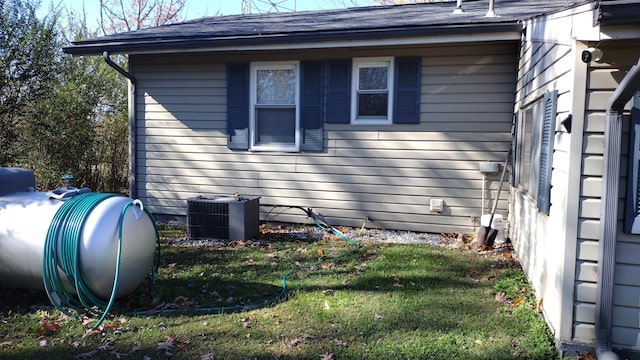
[165,222,467,249]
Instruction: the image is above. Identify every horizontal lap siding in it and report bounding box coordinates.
[571,63,607,344]
[609,41,640,351]
[580,40,640,350]
[511,35,575,340]
[131,43,517,234]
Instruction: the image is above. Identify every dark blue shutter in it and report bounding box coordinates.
[227,63,249,150]
[624,92,640,233]
[300,61,324,151]
[326,60,351,124]
[393,57,421,124]
[511,113,518,186]
[537,90,558,215]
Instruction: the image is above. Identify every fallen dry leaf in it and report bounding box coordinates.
[290,333,315,347]
[73,350,98,359]
[157,337,175,356]
[82,328,101,338]
[513,297,524,307]
[241,317,254,328]
[201,353,215,360]
[374,313,383,320]
[536,297,544,314]
[36,322,60,334]
[320,353,334,360]
[332,338,347,347]
[495,292,507,304]
[576,350,597,360]
[98,343,113,352]
[109,350,126,359]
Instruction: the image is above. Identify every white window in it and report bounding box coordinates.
[351,57,394,125]
[250,61,300,151]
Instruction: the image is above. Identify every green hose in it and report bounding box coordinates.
[275,210,361,302]
[42,192,159,330]
[131,206,361,316]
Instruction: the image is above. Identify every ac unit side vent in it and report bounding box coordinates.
[187,196,260,241]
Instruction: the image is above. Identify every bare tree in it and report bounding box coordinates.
[375,0,456,4]
[99,0,186,34]
[318,0,373,8]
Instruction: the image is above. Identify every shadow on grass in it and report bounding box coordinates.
[0,286,52,315]
[0,230,546,360]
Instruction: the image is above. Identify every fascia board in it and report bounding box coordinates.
[63,24,522,56]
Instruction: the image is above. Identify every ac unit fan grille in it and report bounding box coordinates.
[187,196,259,240]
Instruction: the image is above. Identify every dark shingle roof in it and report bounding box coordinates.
[64,0,587,55]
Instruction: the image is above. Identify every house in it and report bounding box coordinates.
[63,0,640,358]
[509,1,640,358]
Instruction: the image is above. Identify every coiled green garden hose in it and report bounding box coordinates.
[42,192,159,330]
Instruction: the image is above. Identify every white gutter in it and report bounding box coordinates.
[103,51,138,199]
[596,57,640,360]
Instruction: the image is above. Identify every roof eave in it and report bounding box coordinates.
[63,22,523,56]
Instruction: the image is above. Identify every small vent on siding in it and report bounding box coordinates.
[187,195,260,240]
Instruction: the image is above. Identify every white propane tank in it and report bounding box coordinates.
[0,190,157,299]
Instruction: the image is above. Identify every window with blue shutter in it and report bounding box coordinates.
[537,90,557,215]
[227,63,250,150]
[624,91,640,233]
[227,57,421,152]
[394,57,421,124]
[300,61,324,151]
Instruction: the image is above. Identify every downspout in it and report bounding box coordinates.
[103,51,138,199]
[596,58,640,360]
[453,0,463,13]
[486,0,496,17]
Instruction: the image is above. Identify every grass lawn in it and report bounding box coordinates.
[0,223,557,359]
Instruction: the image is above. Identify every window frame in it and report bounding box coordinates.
[249,61,301,152]
[624,91,640,233]
[514,90,557,214]
[351,57,394,125]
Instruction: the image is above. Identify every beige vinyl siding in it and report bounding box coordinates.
[573,80,606,343]
[599,42,640,350]
[577,40,640,350]
[130,42,516,234]
[510,33,576,341]
[509,4,640,353]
